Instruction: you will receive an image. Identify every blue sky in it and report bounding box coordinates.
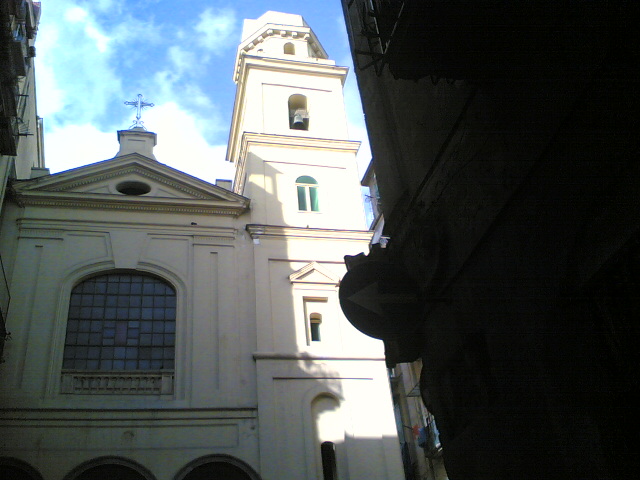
[35,0,371,184]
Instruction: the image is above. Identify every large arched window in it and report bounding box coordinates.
[288,94,309,130]
[62,272,176,371]
[284,42,295,55]
[296,176,319,212]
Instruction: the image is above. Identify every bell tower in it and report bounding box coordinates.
[226,11,365,230]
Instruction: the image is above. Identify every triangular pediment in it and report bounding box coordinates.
[11,154,249,216]
[289,262,340,286]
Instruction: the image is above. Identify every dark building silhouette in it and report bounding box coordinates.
[340,1,640,478]
[1,0,44,362]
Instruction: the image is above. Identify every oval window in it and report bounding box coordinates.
[116,181,151,196]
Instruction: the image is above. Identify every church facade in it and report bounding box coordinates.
[0,12,403,480]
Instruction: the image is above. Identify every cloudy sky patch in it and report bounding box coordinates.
[35,0,371,183]
[195,8,238,52]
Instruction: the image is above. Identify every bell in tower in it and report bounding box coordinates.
[288,94,309,131]
[291,108,309,130]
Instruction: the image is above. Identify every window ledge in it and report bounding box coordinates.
[60,370,174,395]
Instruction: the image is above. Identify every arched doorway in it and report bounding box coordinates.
[75,464,147,480]
[0,458,43,480]
[175,455,260,480]
[64,457,155,480]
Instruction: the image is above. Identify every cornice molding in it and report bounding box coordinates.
[289,261,341,285]
[237,56,348,85]
[15,194,248,216]
[13,155,248,207]
[246,224,373,242]
[253,352,385,362]
[241,132,360,153]
[16,218,239,238]
[234,22,329,81]
[47,166,211,200]
[0,408,257,421]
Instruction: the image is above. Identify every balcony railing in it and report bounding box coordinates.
[348,0,405,75]
[61,371,174,395]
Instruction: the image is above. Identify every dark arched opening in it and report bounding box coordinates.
[0,458,44,480]
[175,455,260,480]
[76,465,147,480]
[64,457,155,480]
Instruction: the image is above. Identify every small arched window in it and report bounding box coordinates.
[310,313,322,342]
[284,42,295,55]
[296,176,319,212]
[288,94,309,130]
[62,272,176,371]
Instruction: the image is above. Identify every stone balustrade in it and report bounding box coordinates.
[60,371,174,395]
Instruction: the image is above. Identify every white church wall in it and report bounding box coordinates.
[254,358,402,480]
[238,66,349,140]
[0,206,256,409]
[0,202,261,480]
[241,144,365,230]
[250,235,379,355]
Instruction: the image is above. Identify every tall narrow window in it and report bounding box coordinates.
[321,442,338,480]
[296,175,319,212]
[310,313,322,342]
[304,297,328,345]
[288,94,309,130]
[312,395,344,480]
[284,42,295,55]
[62,272,176,371]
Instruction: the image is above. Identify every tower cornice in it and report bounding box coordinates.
[234,22,328,82]
[235,54,347,85]
[232,133,361,195]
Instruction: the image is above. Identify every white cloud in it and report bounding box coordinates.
[150,67,227,141]
[86,0,123,14]
[167,45,196,75]
[194,8,237,52]
[35,0,123,126]
[44,124,117,173]
[85,24,111,53]
[107,9,163,48]
[142,102,234,183]
[64,7,88,23]
[44,105,235,185]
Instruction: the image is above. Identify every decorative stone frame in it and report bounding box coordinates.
[46,262,188,400]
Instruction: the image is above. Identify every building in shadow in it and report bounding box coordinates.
[0,0,44,360]
[340,1,640,479]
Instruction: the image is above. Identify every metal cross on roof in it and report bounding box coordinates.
[124,94,154,129]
